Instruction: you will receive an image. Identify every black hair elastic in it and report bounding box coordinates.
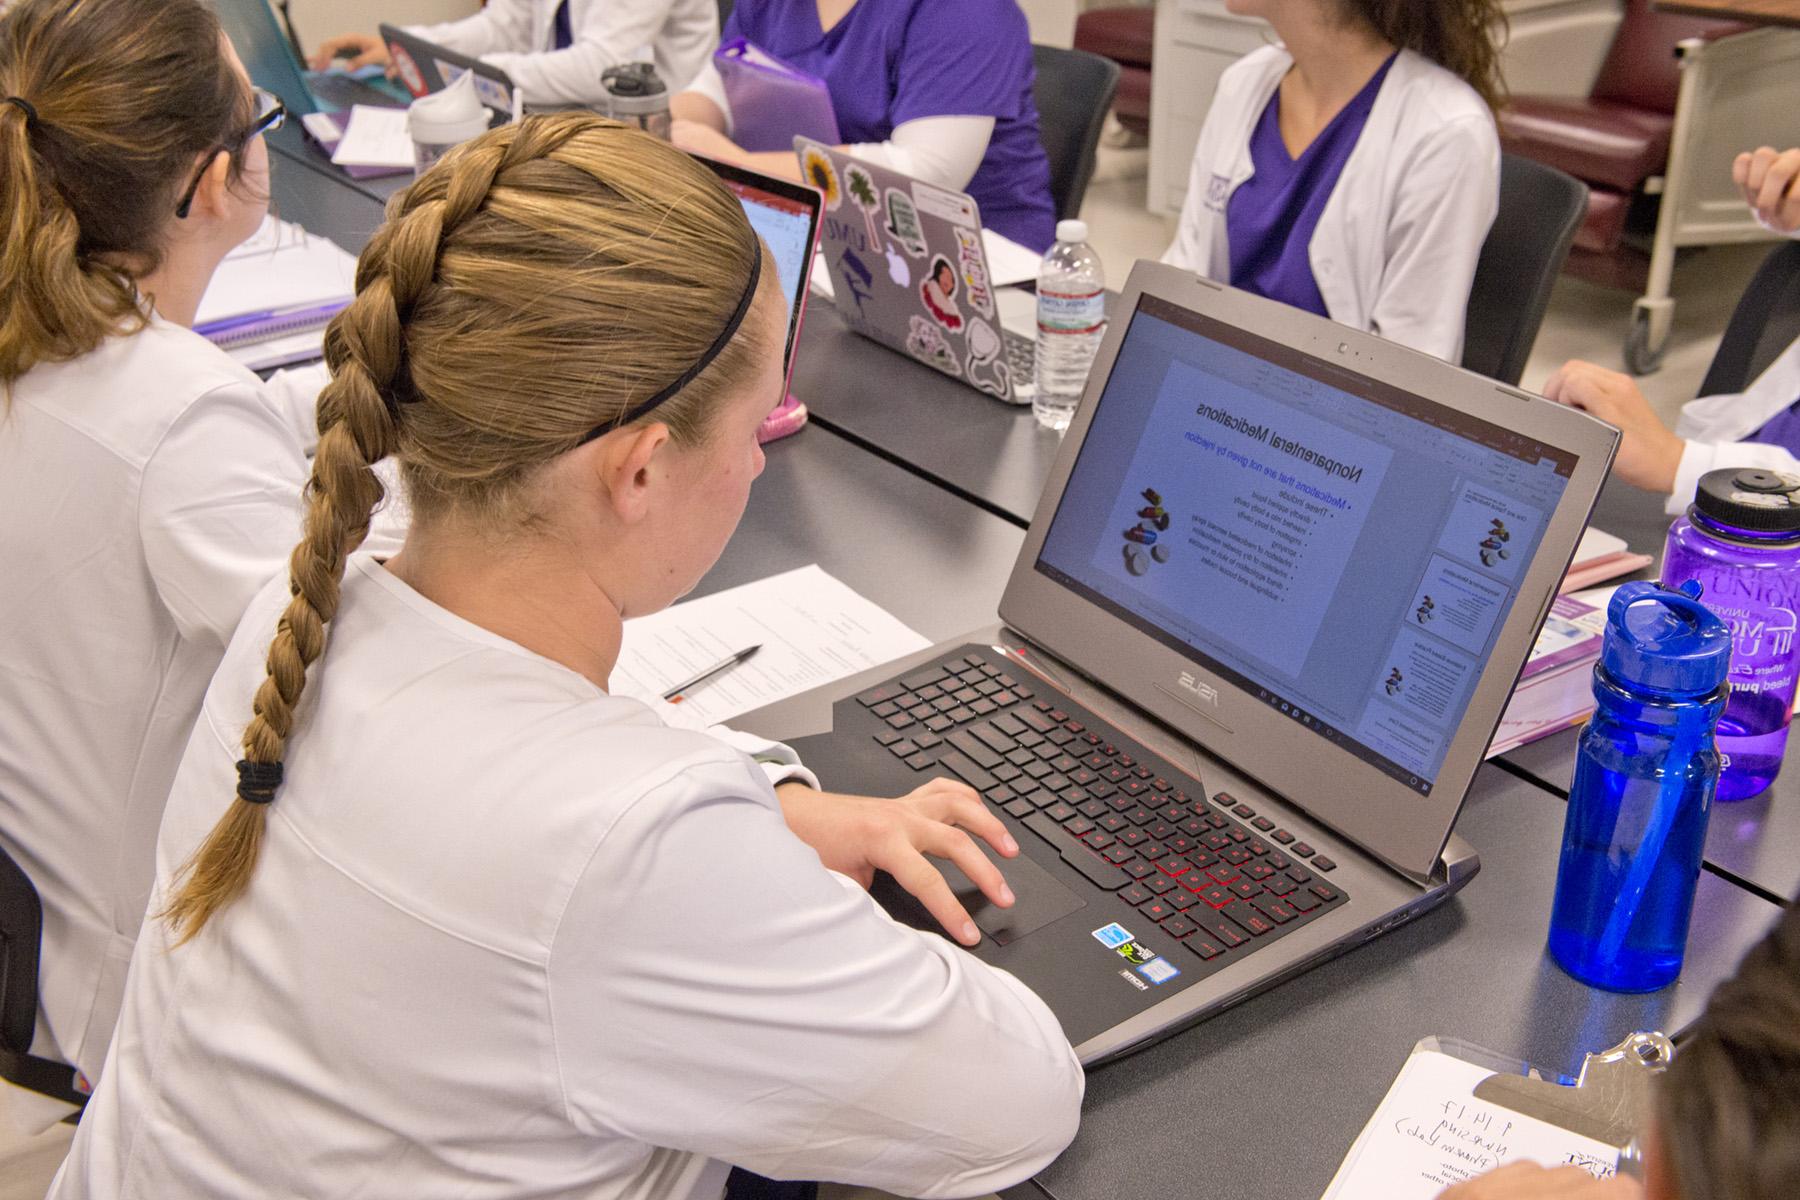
[234,759,284,805]
[572,247,762,447]
[3,96,39,129]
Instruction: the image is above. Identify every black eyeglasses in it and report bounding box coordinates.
[174,87,286,220]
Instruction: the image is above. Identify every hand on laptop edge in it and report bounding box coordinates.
[775,778,1019,946]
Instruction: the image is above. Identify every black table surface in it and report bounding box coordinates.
[791,301,1065,528]
[1020,765,1785,1200]
[685,426,1025,641]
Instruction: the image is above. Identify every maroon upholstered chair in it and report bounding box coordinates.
[1501,1,1745,277]
[1074,5,1153,136]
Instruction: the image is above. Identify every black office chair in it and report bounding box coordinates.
[0,842,86,1109]
[1697,239,1800,398]
[716,0,734,26]
[1461,155,1589,386]
[1032,44,1120,223]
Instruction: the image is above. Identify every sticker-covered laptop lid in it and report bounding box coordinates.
[798,137,1018,402]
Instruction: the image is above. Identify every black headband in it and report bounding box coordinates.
[3,96,38,129]
[572,247,762,447]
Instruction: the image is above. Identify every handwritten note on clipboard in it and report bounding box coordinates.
[1322,1039,1620,1199]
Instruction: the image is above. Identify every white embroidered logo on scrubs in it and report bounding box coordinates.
[1204,173,1231,212]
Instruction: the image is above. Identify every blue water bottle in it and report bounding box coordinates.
[1548,581,1731,992]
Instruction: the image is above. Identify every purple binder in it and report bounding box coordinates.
[715,39,841,154]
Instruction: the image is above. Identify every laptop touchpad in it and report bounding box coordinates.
[874,847,1085,946]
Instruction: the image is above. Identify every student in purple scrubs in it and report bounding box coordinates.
[1162,0,1505,363]
[671,0,1056,250]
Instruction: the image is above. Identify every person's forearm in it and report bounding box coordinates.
[672,90,727,131]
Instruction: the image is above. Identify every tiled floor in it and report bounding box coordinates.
[0,136,1772,1200]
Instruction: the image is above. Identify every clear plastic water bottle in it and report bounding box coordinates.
[1034,219,1106,432]
[1548,581,1731,992]
[1660,468,1800,800]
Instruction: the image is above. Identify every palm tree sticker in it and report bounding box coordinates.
[846,163,882,248]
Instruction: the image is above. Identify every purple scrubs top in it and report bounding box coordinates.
[1749,398,1800,456]
[724,0,1056,250]
[1226,54,1396,316]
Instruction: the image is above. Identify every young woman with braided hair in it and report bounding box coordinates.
[52,113,1081,1199]
[0,0,369,1119]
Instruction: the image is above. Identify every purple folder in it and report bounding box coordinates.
[715,39,840,154]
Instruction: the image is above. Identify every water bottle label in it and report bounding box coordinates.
[1710,598,1799,698]
[1038,287,1106,335]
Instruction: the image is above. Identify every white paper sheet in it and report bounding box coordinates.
[980,229,1043,287]
[195,217,356,329]
[329,104,414,169]
[611,565,931,725]
[1321,1049,1621,1200]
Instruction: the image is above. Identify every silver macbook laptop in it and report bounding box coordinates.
[797,137,1038,405]
[740,261,1618,1064]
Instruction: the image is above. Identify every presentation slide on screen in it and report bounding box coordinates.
[1368,625,1476,730]
[1436,481,1544,584]
[1088,360,1395,678]
[1405,554,1509,656]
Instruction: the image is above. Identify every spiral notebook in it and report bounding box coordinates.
[195,217,357,369]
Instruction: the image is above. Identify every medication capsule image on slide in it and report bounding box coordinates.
[1152,544,1170,563]
[1142,487,1162,506]
[1125,525,1158,546]
[1124,544,1150,576]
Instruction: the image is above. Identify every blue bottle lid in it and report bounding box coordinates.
[1601,581,1732,699]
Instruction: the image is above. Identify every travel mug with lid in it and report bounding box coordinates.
[600,63,671,140]
[1548,580,1731,992]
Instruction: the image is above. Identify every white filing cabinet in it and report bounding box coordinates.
[1147,0,1625,216]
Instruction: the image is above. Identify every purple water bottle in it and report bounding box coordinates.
[1661,468,1800,801]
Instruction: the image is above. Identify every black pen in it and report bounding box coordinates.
[662,644,763,703]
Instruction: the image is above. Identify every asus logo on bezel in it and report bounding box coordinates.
[1177,672,1219,705]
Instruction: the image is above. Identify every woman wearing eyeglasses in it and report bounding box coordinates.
[0,0,355,1115]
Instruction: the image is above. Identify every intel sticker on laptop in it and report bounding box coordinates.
[1137,957,1180,985]
[1138,958,1181,985]
[1091,923,1133,948]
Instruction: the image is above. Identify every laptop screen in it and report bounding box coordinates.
[706,162,822,381]
[1035,294,1576,796]
[212,0,316,115]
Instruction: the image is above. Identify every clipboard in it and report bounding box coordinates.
[1320,1031,1671,1199]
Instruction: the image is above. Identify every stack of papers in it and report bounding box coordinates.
[611,565,931,725]
[1323,1045,1621,1199]
[328,104,415,170]
[1487,591,1609,758]
[195,216,357,371]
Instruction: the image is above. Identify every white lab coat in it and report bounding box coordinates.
[1668,332,1800,512]
[52,558,1084,1200]
[1162,46,1500,364]
[412,0,718,107]
[0,319,364,1117]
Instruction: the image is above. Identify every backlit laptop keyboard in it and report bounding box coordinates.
[858,649,1347,965]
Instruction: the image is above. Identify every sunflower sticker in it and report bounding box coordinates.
[801,145,843,212]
